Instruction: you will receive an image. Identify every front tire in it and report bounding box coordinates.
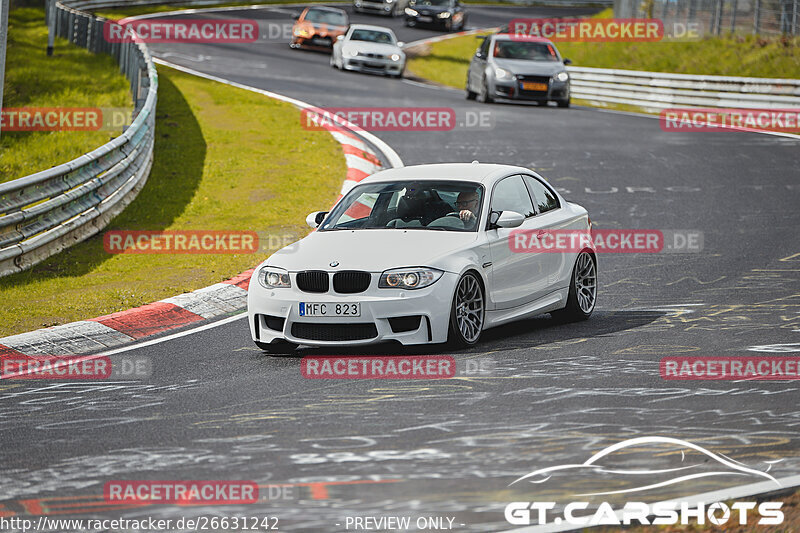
[447,271,485,347]
[478,76,494,103]
[255,340,298,355]
[557,97,571,108]
[552,251,596,322]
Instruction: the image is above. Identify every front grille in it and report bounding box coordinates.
[517,75,550,83]
[333,271,371,294]
[388,315,422,333]
[296,270,329,293]
[291,322,378,341]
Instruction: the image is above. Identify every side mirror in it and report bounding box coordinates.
[495,210,524,228]
[306,211,329,228]
[475,51,483,59]
[336,34,345,41]
[397,41,404,47]
[563,58,572,65]
[293,14,300,20]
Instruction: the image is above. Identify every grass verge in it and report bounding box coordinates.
[0,8,132,182]
[0,65,346,337]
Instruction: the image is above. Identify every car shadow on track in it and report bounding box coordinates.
[273,309,666,358]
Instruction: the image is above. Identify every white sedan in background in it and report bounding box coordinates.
[247,163,597,354]
[331,24,406,77]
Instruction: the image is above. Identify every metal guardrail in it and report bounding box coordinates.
[0,0,157,276]
[567,66,800,111]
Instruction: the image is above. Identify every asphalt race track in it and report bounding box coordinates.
[2,4,800,531]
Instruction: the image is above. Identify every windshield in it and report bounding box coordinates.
[350,29,395,44]
[320,180,484,232]
[414,0,450,6]
[304,9,347,25]
[493,40,559,61]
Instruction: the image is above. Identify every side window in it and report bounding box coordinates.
[524,175,560,214]
[491,176,535,218]
[479,37,491,58]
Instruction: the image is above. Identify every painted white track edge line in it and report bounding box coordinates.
[0,313,247,379]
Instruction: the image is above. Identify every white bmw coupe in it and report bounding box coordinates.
[247,163,596,353]
[330,24,406,77]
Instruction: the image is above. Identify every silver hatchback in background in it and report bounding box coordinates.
[466,33,572,107]
[354,0,410,17]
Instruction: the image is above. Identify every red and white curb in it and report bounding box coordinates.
[0,59,400,374]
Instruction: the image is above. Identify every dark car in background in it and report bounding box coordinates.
[404,0,466,31]
[466,33,572,106]
[291,6,350,51]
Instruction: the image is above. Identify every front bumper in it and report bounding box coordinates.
[343,56,404,75]
[247,271,457,346]
[405,15,450,28]
[493,77,570,102]
[292,34,336,49]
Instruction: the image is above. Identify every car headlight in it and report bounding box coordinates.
[258,266,291,289]
[293,27,310,37]
[437,11,451,18]
[556,71,569,82]
[405,7,418,15]
[345,48,359,57]
[379,268,443,290]
[391,53,401,62]
[494,67,513,80]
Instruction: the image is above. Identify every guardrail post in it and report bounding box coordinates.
[0,0,8,141]
[46,0,55,55]
[730,0,738,32]
[793,0,798,34]
[754,0,761,33]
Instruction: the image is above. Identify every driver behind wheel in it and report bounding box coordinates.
[455,190,480,228]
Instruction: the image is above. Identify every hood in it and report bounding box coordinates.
[267,229,477,272]
[493,58,565,76]
[342,41,402,56]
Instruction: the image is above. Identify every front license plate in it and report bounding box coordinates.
[299,302,361,317]
[417,16,432,22]
[522,81,548,91]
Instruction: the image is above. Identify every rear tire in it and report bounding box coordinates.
[447,271,485,348]
[552,251,596,322]
[255,340,298,355]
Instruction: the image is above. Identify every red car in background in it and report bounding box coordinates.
[291,6,350,51]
